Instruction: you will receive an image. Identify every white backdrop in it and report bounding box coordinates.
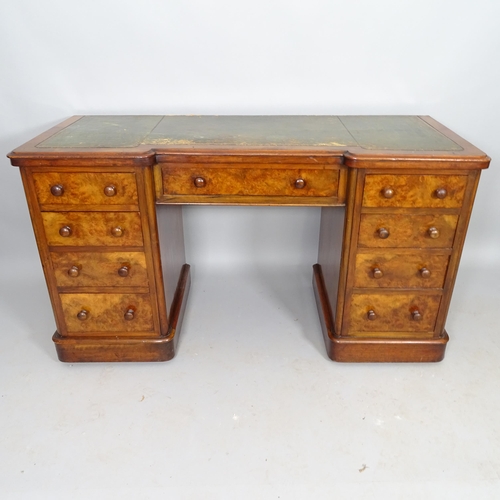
[1,0,499,276]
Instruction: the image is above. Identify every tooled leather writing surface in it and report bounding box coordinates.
[36,115,462,151]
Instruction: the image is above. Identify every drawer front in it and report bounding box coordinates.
[161,165,340,198]
[348,293,441,333]
[33,172,139,206]
[362,174,467,208]
[51,251,149,287]
[42,212,144,247]
[354,252,450,288]
[60,293,154,334]
[358,214,458,248]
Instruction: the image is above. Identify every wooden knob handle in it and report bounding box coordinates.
[420,267,431,278]
[59,225,72,237]
[294,178,306,189]
[372,267,383,279]
[104,185,116,197]
[124,308,135,321]
[377,228,390,239]
[68,265,80,277]
[194,177,206,188]
[428,227,440,239]
[412,310,422,321]
[111,226,123,237]
[77,309,89,321]
[367,309,376,321]
[382,187,395,199]
[50,184,64,196]
[435,188,447,199]
[118,265,129,277]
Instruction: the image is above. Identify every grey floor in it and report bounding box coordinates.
[1,256,499,499]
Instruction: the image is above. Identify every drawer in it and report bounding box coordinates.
[51,251,149,287]
[60,293,154,334]
[42,212,144,247]
[160,164,340,198]
[32,172,139,207]
[348,293,441,333]
[358,213,458,248]
[353,252,450,288]
[362,174,467,208]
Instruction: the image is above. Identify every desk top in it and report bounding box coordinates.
[8,115,489,168]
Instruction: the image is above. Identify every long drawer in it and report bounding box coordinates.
[157,163,344,203]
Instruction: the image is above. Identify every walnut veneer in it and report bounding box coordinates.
[8,115,490,362]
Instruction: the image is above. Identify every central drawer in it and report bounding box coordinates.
[157,163,344,204]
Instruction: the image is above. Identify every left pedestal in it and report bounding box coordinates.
[18,162,189,362]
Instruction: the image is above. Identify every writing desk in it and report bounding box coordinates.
[8,116,490,362]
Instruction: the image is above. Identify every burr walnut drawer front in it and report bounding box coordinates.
[348,293,442,333]
[358,213,459,248]
[159,164,341,198]
[51,251,149,288]
[42,212,144,247]
[362,174,467,208]
[353,252,450,288]
[32,172,139,207]
[60,293,154,335]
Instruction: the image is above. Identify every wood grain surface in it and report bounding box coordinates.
[50,251,149,287]
[358,213,459,248]
[60,293,154,334]
[33,172,139,206]
[362,174,467,208]
[42,211,144,247]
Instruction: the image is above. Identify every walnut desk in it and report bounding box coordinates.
[8,116,490,363]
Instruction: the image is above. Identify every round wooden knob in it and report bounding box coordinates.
[50,184,64,196]
[111,226,123,237]
[77,309,89,321]
[412,310,422,321]
[294,178,306,189]
[420,267,431,278]
[367,310,377,321]
[68,265,80,277]
[428,227,440,239]
[372,267,383,279]
[435,188,448,199]
[194,177,206,188]
[124,308,135,321]
[382,187,395,199]
[104,185,117,197]
[377,228,390,239]
[118,265,129,277]
[59,225,72,237]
